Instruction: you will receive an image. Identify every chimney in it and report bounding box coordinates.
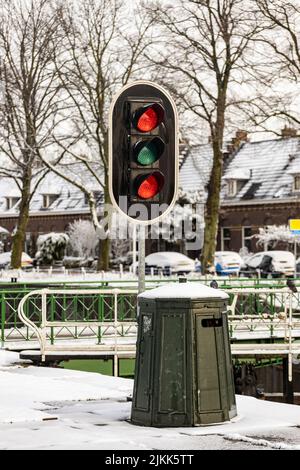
[281,126,298,139]
[226,130,249,156]
[235,130,248,142]
[231,130,249,147]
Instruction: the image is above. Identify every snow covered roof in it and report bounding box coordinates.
[180,137,300,204]
[179,144,213,201]
[0,163,104,216]
[179,143,190,168]
[222,137,300,202]
[139,282,229,300]
[223,168,251,181]
[1,136,299,219]
[287,159,300,175]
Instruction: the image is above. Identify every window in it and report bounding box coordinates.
[221,228,231,251]
[25,233,32,254]
[227,180,237,197]
[294,175,300,192]
[242,227,252,251]
[42,194,58,209]
[6,197,20,210]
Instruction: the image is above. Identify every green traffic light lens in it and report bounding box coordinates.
[134,137,165,166]
[137,142,157,165]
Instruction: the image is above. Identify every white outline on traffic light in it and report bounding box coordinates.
[109,80,179,226]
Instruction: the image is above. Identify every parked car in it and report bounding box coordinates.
[242,251,295,278]
[0,251,33,270]
[145,252,196,275]
[215,251,244,276]
[194,252,243,276]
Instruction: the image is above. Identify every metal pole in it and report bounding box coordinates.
[138,225,146,294]
[132,224,137,271]
[283,357,294,404]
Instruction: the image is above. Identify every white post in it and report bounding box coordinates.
[114,290,119,377]
[289,292,293,382]
[41,291,47,362]
[138,225,146,294]
[132,224,137,272]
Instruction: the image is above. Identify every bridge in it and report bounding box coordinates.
[0,284,292,377]
[1,279,300,379]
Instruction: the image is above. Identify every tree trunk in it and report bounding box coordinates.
[201,97,226,274]
[97,176,111,272]
[11,183,31,269]
[201,142,223,274]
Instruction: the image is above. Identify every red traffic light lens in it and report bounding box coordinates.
[135,104,164,133]
[136,172,164,199]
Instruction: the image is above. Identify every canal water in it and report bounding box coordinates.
[62,358,136,378]
[61,360,300,404]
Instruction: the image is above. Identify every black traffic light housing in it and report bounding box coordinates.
[109,81,178,223]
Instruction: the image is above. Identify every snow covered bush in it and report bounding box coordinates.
[110,239,131,267]
[36,233,69,265]
[255,225,300,248]
[150,190,205,250]
[68,220,98,259]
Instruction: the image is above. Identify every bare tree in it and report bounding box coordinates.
[37,0,154,271]
[0,0,65,268]
[144,0,262,272]
[252,0,300,128]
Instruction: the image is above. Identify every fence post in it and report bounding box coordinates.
[41,290,48,361]
[1,293,5,346]
[288,292,293,382]
[114,289,119,377]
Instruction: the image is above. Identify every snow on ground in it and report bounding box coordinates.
[0,270,241,285]
[0,349,24,367]
[1,350,300,449]
[0,351,132,425]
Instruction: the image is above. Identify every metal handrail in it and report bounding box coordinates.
[16,286,300,380]
[18,288,138,371]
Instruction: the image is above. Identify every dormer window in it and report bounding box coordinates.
[294,175,300,192]
[223,168,251,198]
[42,194,59,209]
[227,180,237,197]
[227,179,246,197]
[6,197,20,210]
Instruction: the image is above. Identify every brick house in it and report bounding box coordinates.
[0,167,103,256]
[219,133,300,255]
[1,132,300,258]
[180,129,300,256]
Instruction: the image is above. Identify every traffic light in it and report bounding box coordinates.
[109,81,178,223]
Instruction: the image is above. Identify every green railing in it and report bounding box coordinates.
[1,278,300,344]
[0,287,138,344]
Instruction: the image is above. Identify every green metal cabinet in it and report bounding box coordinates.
[131,283,237,427]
